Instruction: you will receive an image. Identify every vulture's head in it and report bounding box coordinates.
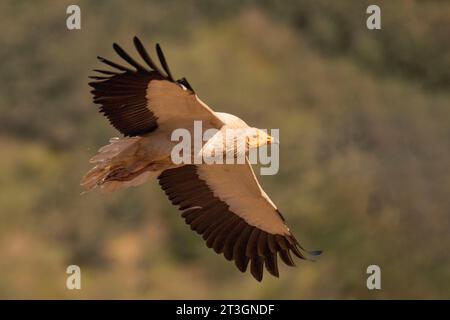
[245,128,278,149]
[214,112,278,150]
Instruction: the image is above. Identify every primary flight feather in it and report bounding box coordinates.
[81,37,320,281]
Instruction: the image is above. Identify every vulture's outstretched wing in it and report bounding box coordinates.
[89,36,224,137]
[158,162,319,281]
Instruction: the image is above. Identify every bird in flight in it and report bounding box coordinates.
[81,37,320,281]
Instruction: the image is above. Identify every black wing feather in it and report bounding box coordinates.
[90,37,195,137]
[158,165,316,282]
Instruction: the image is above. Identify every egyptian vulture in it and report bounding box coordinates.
[81,37,320,281]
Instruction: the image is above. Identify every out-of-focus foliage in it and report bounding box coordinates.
[0,0,449,299]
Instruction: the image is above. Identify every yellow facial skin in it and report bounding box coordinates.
[246,129,277,148]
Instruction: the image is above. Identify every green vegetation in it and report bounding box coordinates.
[0,0,449,298]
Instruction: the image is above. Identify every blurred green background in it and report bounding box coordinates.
[0,0,449,299]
